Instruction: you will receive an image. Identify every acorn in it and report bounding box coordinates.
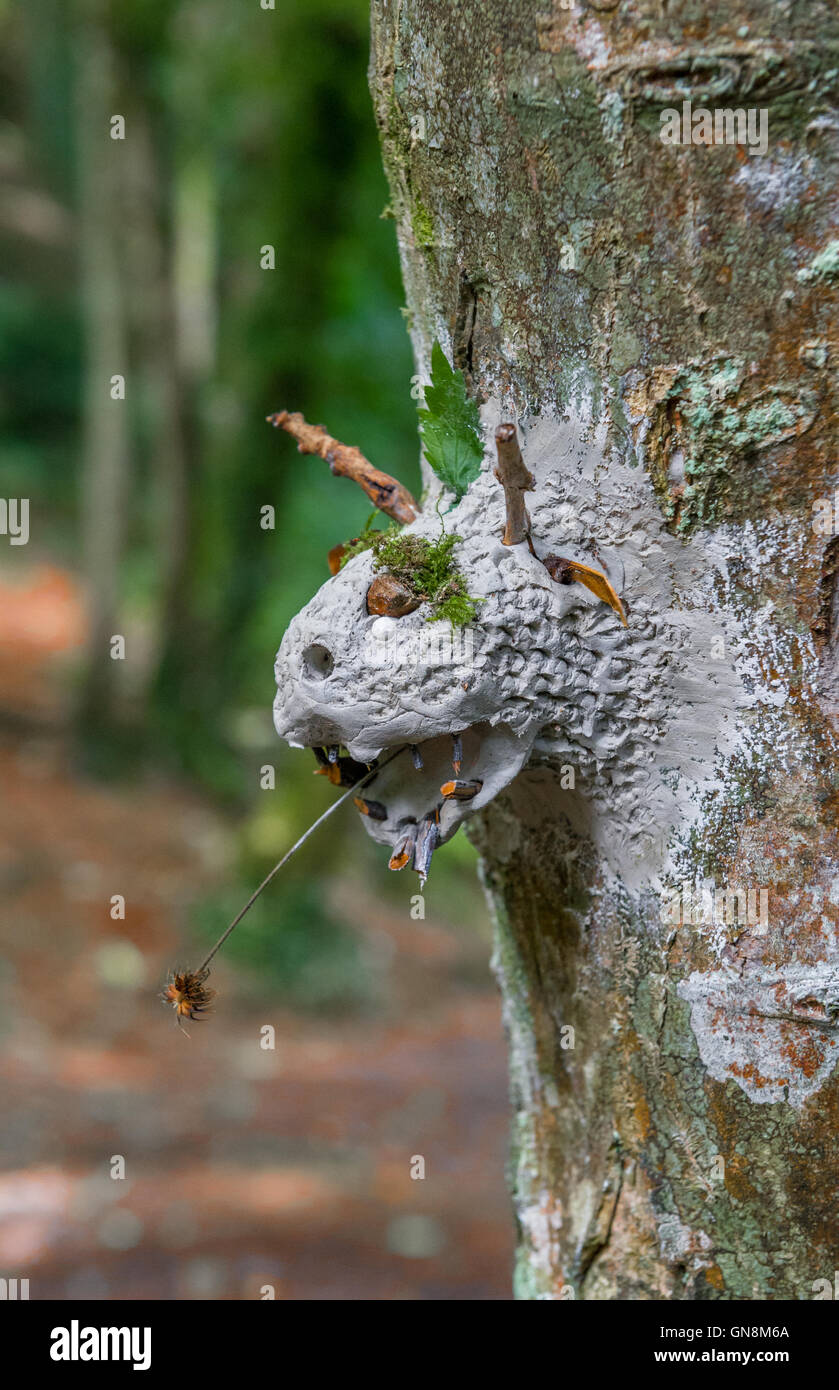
[366,573,421,617]
[543,554,575,585]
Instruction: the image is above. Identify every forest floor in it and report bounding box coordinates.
[0,564,513,1300]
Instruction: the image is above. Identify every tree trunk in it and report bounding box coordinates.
[370,0,839,1299]
[75,15,131,736]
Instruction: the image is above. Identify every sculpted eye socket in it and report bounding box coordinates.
[301,643,334,680]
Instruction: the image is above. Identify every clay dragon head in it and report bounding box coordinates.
[269,386,739,887]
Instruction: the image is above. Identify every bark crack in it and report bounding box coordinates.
[576,1145,625,1294]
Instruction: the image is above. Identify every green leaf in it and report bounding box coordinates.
[417,341,484,502]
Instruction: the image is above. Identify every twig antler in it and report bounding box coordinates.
[268,410,420,524]
[492,420,627,624]
[494,422,535,545]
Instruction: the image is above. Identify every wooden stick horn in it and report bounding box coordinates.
[268,410,421,525]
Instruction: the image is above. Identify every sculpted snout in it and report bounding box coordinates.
[272,555,492,761]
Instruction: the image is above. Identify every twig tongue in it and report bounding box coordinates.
[181,746,407,985]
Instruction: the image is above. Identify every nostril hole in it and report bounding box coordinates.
[302,643,334,680]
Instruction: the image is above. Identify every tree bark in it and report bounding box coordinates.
[370,0,839,1299]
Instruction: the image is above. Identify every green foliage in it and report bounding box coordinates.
[417,341,484,503]
[433,587,482,627]
[373,528,453,591]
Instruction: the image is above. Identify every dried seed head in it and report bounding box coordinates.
[162,969,215,1030]
[365,574,421,618]
[159,745,410,1030]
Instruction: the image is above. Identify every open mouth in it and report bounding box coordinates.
[311,721,533,885]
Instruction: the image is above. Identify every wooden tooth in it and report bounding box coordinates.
[388,826,417,871]
[414,812,440,887]
[440,778,483,801]
[312,746,369,788]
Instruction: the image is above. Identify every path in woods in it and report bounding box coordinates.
[0,565,513,1300]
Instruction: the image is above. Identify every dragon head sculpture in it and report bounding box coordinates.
[271,398,742,886]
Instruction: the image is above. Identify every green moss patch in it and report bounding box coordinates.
[411,199,435,248]
[340,519,481,627]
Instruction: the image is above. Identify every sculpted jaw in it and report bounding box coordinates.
[272,545,540,863]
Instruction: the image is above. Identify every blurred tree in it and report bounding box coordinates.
[0,0,417,788]
[73,7,132,740]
